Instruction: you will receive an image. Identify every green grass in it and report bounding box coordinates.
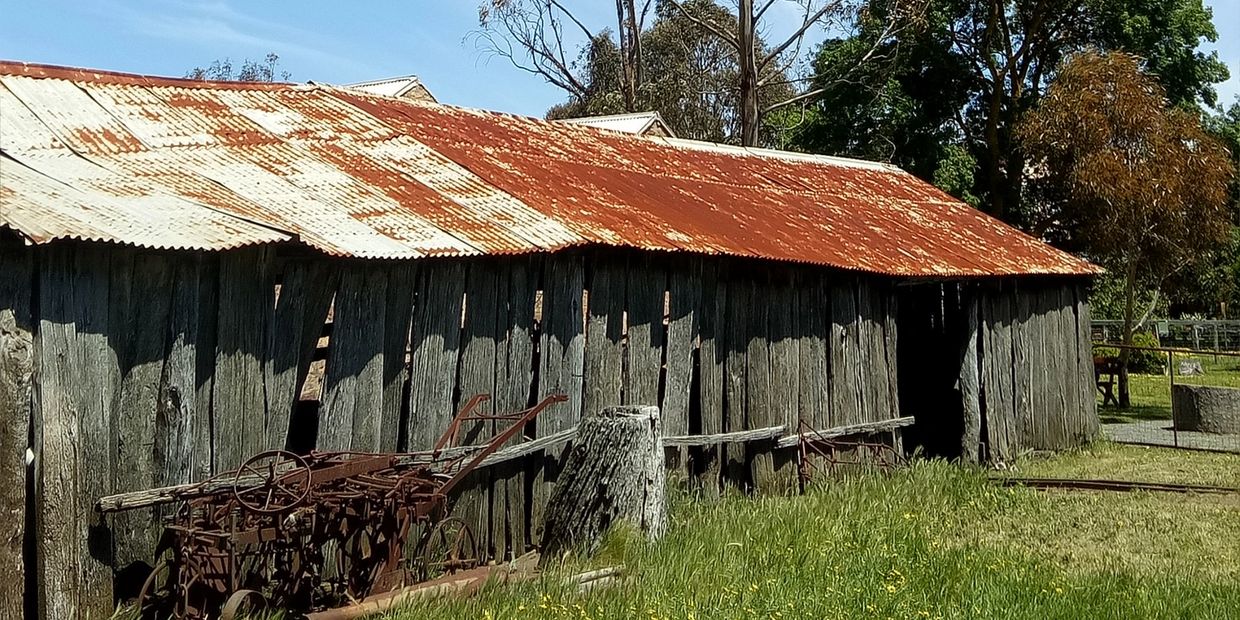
[1099,356,1240,425]
[385,444,1240,620]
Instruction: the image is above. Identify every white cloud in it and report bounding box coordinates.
[97,0,389,79]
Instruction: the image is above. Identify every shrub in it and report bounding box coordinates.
[1096,331,1165,374]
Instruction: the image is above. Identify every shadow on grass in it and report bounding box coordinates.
[1099,403,1171,425]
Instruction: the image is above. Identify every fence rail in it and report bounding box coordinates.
[1090,342,1240,454]
[1092,319,1240,353]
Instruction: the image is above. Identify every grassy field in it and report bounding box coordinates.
[1099,355,1240,425]
[386,443,1240,620]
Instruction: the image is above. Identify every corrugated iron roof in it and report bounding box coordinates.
[0,60,1098,276]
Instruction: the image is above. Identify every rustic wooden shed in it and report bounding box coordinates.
[0,61,1098,618]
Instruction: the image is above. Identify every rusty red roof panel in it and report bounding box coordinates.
[0,60,1098,276]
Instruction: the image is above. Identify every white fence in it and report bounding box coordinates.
[1092,320,1240,353]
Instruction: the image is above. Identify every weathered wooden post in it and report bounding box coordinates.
[539,406,666,564]
[959,290,982,463]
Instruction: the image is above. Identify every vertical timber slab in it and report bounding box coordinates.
[535,253,585,432]
[1037,287,1056,449]
[746,274,773,492]
[766,269,799,491]
[796,271,829,434]
[1012,283,1035,453]
[624,254,665,409]
[695,261,726,496]
[1056,286,1077,450]
[111,251,173,571]
[857,280,891,422]
[265,260,337,450]
[381,263,416,452]
[456,260,501,560]
[36,244,117,619]
[406,260,466,451]
[320,264,388,452]
[882,284,902,451]
[213,247,273,470]
[193,255,219,478]
[583,255,625,418]
[723,268,749,487]
[495,258,536,558]
[155,257,201,527]
[1074,284,1099,440]
[829,278,862,427]
[981,285,1016,463]
[0,244,31,620]
[531,253,584,542]
[1026,285,1048,450]
[663,258,700,481]
[958,289,982,463]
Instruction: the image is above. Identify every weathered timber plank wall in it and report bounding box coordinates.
[0,244,31,620]
[899,280,1099,463]
[1,240,1095,618]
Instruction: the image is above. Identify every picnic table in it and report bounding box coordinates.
[1094,356,1121,406]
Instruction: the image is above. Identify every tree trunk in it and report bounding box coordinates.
[539,406,666,564]
[738,0,760,146]
[1118,260,1137,408]
[616,0,637,111]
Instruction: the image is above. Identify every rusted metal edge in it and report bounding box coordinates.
[992,477,1239,495]
[303,552,541,620]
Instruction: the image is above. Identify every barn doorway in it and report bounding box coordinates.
[896,282,975,460]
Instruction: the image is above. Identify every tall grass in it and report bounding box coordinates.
[386,452,1240,620]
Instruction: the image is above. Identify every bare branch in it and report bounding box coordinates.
[758,2,837,71]
[664,0,742,51]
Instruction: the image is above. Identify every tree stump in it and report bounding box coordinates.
[539,405,666,564]
[1172,384,1240,434]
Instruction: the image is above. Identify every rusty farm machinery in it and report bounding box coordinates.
[99,394,566,619]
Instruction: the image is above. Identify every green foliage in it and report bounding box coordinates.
[932,144,980,207]
[1088,271,1167,322]
[1087,0,1231,107]
[1164,226,1240,317]
[389,453,1240,619]
[789,0,974,195]
[1095,331,1166,374]
[788,0,1230,222]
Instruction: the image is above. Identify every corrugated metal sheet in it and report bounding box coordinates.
[0,60,1098,276]
[559,111,676,137]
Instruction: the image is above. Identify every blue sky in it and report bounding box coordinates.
[1,0,1237,117]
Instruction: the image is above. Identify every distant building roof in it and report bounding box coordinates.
[0,60,1097,277]
[559,111,676,137]
[346,75,436,102]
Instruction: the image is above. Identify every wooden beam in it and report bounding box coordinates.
[774,417,917,449]
[663,425,785,447]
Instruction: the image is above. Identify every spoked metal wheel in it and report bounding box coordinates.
[414,517,478,581]
[136,542,189,620]
[136,559,176,619]
[220,589,268,620]
[232,450,312,514]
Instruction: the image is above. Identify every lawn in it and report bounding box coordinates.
[386,443,1240,620]
[1099,355,1240,425]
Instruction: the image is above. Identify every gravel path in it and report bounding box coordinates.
[1104,420,1240,452]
